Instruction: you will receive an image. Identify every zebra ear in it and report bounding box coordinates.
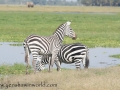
[66,21,71,25]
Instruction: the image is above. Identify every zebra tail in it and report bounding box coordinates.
[85,51,89,68]
[23,41,30,63]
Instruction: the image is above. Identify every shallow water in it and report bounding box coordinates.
[0,42,120,69]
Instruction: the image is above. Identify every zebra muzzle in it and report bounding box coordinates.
[72,34,77,40]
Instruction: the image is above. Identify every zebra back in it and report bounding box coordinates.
[58,43,88,62]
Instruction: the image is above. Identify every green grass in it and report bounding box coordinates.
[110,54,120,59]
[0,63,31,75]
[0,11,120,47]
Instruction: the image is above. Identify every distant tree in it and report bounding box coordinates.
[31,0,39,5]
[81,0,120,6]
[113,0,120,6]
[47,0,54,5]
[1,0,120,6]
[81,0,92,6]
[77,0,81,6]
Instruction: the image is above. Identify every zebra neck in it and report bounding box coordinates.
[53,30,64,41]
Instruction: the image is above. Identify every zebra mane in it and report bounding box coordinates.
[52,21,71,35]
[52,23,64,35]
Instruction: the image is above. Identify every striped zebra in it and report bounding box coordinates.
[23,21,76,74]
[36,43,89,71]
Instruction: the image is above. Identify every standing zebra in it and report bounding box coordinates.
[36,43,89,71]
[23,21,76,74]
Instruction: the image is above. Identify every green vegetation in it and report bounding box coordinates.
[110,54,120,59]
[0,11,120,47]
[0,63,31,75]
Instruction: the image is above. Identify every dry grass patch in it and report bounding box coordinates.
[1,66,120,90]
[0,5,120,12]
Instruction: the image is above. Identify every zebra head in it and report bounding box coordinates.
[64,21,77,40]
[36,60,45,71]
[53,21,77,41]
[36,55,45,71]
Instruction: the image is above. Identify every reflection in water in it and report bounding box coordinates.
[0,42,120,69]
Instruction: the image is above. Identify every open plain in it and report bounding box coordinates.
[0,5,120,90]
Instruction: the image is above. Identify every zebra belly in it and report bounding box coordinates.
[58,56,74,64]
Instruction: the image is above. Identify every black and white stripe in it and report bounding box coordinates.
[36,43,89,71]
[23,21,76,74]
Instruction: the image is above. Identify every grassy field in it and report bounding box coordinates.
[0,65,120,90]
[0,5,120,90]
[0,63,31,75]
[0,6,120,47]
[0,5,120,12]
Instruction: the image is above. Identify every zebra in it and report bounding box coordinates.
[36,43,89,71]
[23,21,77,74]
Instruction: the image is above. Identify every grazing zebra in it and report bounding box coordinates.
[36,43,89,71]
[23,21,77,74]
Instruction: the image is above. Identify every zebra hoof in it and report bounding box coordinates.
[26,72,29,75]
[34,72,36,74]
[26,72,30,75]
[76,68,81,70]
[57,68,61,71]
[26,72,28,75]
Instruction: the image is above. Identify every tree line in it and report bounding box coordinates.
[80,0,120,6]
[0,0,120,6]
[0,0,77,6]
[31,0,77,6]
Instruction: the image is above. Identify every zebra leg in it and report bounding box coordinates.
[54,59,61,71]
[31,52,40,74]
[32,59,36,74]
[48,58,53,72]
[81,52,89,69]
[25,52,30,74]
[74,59,81,70]
[26,61,29,74]
[25,54,30,74]
[48,53,57,72]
